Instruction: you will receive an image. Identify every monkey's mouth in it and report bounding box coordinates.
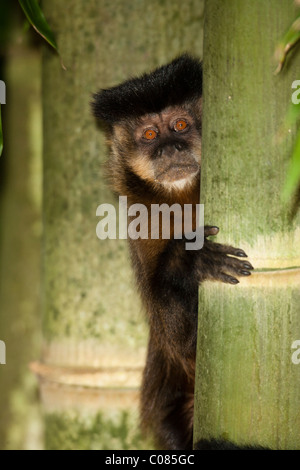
[155,163,199,183]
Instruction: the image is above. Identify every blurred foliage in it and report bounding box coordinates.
[275,9,300,203]
[0,0,14,49]
[275,12,300,74]
[281,98,300,202]
[0,0,14,157]
[18,0,58,51]
[0,0,59,156]
[45,410,153,451]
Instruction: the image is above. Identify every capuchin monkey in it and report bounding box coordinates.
[92,55,255,450]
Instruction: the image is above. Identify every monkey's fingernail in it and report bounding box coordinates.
[236,250,247,258]
[240,270,251,276]
[204,226,219,237]
[243,262,254,270]
[210,226,219,235]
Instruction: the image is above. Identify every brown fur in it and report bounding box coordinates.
[102,109,252,450]
[92,57,252,449]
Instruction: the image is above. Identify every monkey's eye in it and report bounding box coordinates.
[174,119,188,132]
[143,129,158,140]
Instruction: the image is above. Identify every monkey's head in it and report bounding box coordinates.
[92,54,202,194]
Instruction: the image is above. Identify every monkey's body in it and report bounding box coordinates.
[128,175,200,449]
[92,55,253,450]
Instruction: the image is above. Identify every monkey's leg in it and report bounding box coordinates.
[140,339,194,450]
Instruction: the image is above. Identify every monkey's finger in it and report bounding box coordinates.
[242,261,254,270]
[223,257,254,276]
[233,248,248,258]
[217,272,240,285]
[206,242,248,258]
[204,226,219,237]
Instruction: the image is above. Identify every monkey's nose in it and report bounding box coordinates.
[160,143,183,157]
[174,142,183,151]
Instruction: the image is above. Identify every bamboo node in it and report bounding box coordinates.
[29,360,143,389]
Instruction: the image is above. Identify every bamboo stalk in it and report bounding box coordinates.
[194,0,300,449]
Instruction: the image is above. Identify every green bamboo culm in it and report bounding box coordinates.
[41,0,204,450]
[194,0,300,450]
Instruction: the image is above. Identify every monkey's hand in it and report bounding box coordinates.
[196,226,254,285]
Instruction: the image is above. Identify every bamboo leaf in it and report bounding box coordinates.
[276,102,300,145]
[0,105,3,157]
[275,13,300,74]
[18,0,58,51]
[282,129,300,201]
[286,101,300,128]
[280,99,300,203]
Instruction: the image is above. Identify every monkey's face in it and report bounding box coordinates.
[113,104,202,192]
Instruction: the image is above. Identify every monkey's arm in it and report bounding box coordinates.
[136,230,253,451]
[143,230,253,361]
